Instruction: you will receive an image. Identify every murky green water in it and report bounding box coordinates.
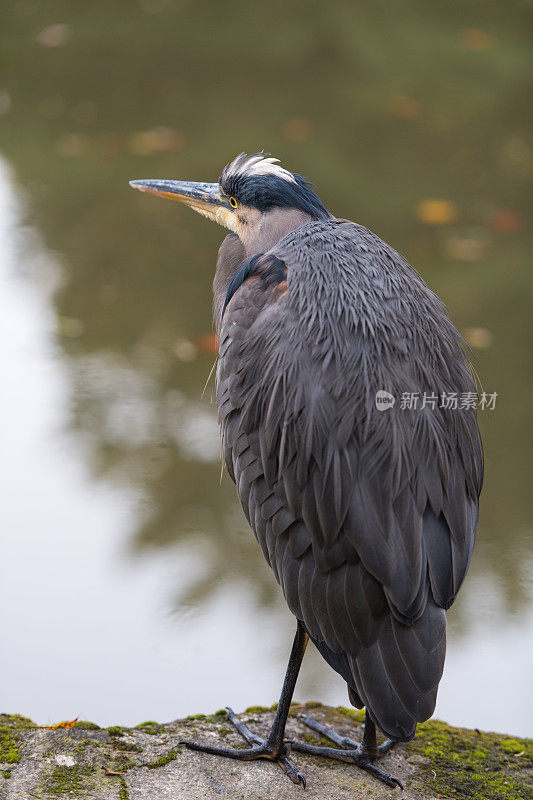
[1,1,531,734]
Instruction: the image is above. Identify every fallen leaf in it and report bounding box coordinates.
[416,199,458,225]
[41,717,79,729]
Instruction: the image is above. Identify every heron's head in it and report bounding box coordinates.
[130,152,329,252]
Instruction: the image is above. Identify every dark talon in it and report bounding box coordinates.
[176,630,308,787]
[179,732,305,787]
[288,712,402,789]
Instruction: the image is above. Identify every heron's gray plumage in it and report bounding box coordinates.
[130,154,483,784]
[215,218,482,740]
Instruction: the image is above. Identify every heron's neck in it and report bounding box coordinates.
[213,209,315,330]
[240,207,314,259]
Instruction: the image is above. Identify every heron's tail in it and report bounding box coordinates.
[306,595,445,741]
[348,597,446,740]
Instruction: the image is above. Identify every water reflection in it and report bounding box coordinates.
[1,1,532,734]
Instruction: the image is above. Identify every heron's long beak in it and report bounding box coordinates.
[129,179,235,228]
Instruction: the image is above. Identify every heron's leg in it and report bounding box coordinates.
[180,621,308,787]
[287,711,403,790]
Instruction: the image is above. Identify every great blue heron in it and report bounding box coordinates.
[129,153,483,789]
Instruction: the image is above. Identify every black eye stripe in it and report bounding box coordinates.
[219,173,329,219]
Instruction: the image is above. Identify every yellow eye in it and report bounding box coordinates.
[229,196,238,208]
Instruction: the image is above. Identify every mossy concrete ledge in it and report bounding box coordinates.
[0,705,531,799]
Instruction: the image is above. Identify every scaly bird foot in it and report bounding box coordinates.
[180,706,306,787]
[286,714,402,789]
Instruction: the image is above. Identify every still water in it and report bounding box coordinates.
[1,2,532,737]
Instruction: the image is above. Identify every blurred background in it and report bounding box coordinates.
[0,1,531,735]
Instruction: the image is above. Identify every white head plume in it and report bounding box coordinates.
[222,153,296,185]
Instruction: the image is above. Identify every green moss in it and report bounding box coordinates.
[134,721,166,735]
[118,776,130,800]
[113,755,135,772]
[206,711,228,723]
[112,740,142,753]
[106,726,124,737]
[304,701,324,709]
[213,709,227,717]
[334,706,365,723]
[77,738,94,749]
[244,706,270,715]
[500,737,526,754]
[309,731,344,750]
[0,725,20,764]
[0,714,35,729]
[2,768,11,778]
[146,750,177,769]
[74,721,100,730]
[186,713,206,721]
[218,727,231,737]
[409,719,533,800]
[43,763,94,796]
